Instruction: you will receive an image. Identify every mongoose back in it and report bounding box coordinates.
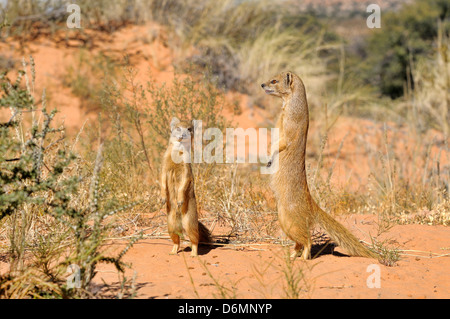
[261,71,376,260]
[160,118,211,257]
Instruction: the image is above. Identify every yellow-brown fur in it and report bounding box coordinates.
[262,71,376,260]
[160,118,211,257]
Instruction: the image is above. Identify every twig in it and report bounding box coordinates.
[397,249,450,258]
[399,253,450,259]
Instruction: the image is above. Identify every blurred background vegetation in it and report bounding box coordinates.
[1,0,448,130]
[0,0,448,98]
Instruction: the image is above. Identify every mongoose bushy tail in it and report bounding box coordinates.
[315,206,376,258]
[198,221,212,244]
[262,71,376,260]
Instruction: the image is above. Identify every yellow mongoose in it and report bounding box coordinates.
[261,71,376,260]
[160,118,211,257]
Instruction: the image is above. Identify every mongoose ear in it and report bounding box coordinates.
[170,117,180,132]
[286,72,293,89]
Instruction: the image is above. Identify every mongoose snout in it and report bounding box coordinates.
[261,83,275,95]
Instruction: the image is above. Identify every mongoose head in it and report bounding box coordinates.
[169,118,195,163]
[261,71,297,98]
[170,117,194,144]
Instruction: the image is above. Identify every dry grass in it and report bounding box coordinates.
[0,58,141,298]
[403,22,450,136]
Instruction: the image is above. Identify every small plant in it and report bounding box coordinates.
[280,251,305,298]
[370,238,401,267]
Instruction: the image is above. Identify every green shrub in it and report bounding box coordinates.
[360,0,450,98]
[0,59,138,298]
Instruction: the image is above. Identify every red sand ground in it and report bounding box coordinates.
[0,23,449,299]
[95,215,449,299]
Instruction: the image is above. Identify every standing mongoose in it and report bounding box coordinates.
[261,71,376,260]
[160,118,211,257]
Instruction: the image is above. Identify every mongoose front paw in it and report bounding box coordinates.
[161,197,167,205]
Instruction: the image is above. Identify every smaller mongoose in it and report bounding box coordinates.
[160,118,211,257]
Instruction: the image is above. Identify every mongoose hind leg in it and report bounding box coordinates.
[300,242,311,260]
[291,242,303,259]
[182,213,200,257]
[187,233,199,257]
[169,233,180,255]
[168,209,182,255]
[190,243,199,257]
[291,240,312,260]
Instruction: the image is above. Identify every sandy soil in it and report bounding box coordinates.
[1,23,449,299]
[94,214,449,299]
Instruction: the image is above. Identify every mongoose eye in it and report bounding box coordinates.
[271,80,278,84]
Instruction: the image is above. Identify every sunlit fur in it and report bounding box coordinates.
[262,71,376,260]
[160,119,211,257]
